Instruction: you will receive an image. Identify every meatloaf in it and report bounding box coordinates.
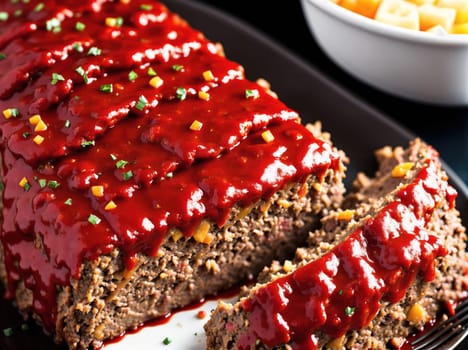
[204,138,468,350]
[0,1,347,349]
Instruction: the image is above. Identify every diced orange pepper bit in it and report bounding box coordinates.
[261,130,275,143]
[33,135,45,145]
[104,200,117,211]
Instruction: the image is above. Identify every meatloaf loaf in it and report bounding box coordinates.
[204,138,468,350]
[0,1,347,349]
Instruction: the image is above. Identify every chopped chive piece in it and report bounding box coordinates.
[162,337,172,345]
[46,17,61,33]
[115,159,128,169]
[345,306,355,316]
[135,95,148,111]
[128,70,138,82]
[88,214,101,225]
[147,67,157,76]
[48,180,60,189]
[64,198,73,206]
[0,12,8,21]
[99,84,113,93]
[34,2,44,12]
[22,131,30,139]
[75,66,89,83]
[140,4,153,10]
[3,327,13,337]
[51,73,65,85]
[13,9,22,17]
[81,140,95,148]
[38,178,47,188]
[122,170,133,181]
[75,21,85,31]
[166,172,173,178]
[175,87,187,101]
[0,53,6,60]
[245,89,259,99]
[64,119,71,128]
[20,323,29,331]
[23,182,31,192]
[338,289,343,296]
[172,64,184,72]
[72,43,84,53]
[110,153,117,161]
[87,46,102,56]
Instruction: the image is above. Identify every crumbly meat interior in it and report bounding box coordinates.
[0,153,346,350]
[203,139,468,350]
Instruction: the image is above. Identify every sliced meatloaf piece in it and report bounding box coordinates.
[0,1,347,349]
[204,138,468,350]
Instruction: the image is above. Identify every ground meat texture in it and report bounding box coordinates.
[204,138,468,350]
[0,166,346,350]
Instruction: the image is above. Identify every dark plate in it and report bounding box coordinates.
[1,0,467,349]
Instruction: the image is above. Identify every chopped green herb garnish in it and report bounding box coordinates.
[64,198,73,206]
[75,66,89,83]
[51,72,65,85]
[0,53,6,60]
[0,12,9,21]
[88,214,101,225]
[115,159,128,169]
[140,4,153,10]
[122,170,133,181]
[23,182,31,192]
[3,327,13,337]
[38,178,47,188]
[345,306,355,316]
[9,108,19,117]
[46,17,61,33]
[87,46,102,56]
[22,131,30,139]
[172,64,184,72]
[72,43,84,53]
[13,9,22,17]
[147,67,157,76]
[75,21,85,31]
[128,70,138,82]
[99,83,113,93]
[338,289,343,296]
[20,323,29,331]
[34,2,44,12]
[48,180,60,189]
[115,17,124,27]
[64,119,71,128]
[166,172,173,178]
[135,95,148,111]
[245,89,259,99]
[81,140,95,148]
[162,337,172,345]
[110,153,117,161]
[175,87,187,101]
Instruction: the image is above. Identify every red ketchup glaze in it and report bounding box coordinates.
[238,156,456,350]
[0,0,343,335]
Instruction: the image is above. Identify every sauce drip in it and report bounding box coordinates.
[238,156,456,350]
[0,0,342,333]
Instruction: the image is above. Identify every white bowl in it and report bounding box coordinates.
[300,0,468,106]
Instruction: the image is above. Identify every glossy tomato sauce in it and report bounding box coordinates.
[237,157,456,349]
[0,0,342,333]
